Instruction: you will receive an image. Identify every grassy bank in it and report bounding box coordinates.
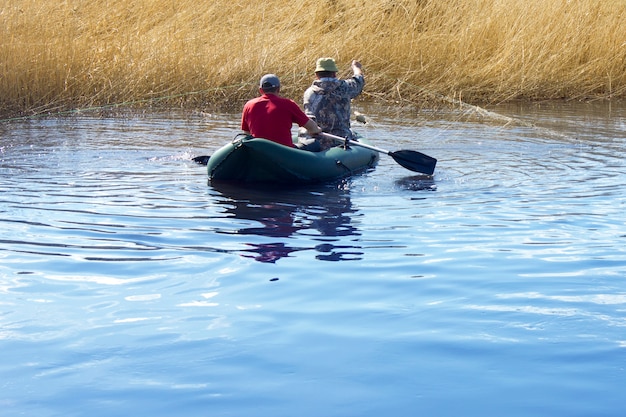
[1,0,625,118]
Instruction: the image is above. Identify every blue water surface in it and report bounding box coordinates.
[1,102,625,416]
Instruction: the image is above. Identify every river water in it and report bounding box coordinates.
[1,101,625,416]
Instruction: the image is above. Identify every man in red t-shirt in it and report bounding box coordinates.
[241,74,321,147]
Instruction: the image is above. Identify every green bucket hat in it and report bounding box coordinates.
[315,57,338,72]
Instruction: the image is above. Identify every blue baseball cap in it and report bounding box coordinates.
[260,74,280,89]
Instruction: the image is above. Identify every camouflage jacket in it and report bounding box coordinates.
[303,75,365,139]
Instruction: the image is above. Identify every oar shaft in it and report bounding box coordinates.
[321,133,391,155]
[321,132,436,175]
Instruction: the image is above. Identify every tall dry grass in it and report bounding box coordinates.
[1,0,625,118]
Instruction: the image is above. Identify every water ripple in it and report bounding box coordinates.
[1,106,626,416]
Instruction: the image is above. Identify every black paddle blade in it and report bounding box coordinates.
[192,155,210,165]
[390,150,437,175]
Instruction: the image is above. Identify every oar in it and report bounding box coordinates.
[322,133,437,175]
[192,155,210,165]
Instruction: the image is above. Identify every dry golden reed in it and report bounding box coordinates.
[1,0,625,117]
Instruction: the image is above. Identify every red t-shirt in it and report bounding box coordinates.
[241,94,311,147]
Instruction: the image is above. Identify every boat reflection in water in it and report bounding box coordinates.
[211,182,362,263]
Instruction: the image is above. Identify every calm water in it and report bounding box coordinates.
[1,102,625,416]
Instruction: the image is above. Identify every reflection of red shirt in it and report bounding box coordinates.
[241,94,310,147]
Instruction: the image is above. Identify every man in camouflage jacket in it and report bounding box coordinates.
[301,58,364,151]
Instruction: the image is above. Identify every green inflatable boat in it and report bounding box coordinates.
[206,134,380,184]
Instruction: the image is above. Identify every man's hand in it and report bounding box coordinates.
[304,119,322,136]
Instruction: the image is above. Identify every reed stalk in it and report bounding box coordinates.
[1,0,625,118]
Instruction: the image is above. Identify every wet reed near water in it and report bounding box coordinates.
[1,0,625,118]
